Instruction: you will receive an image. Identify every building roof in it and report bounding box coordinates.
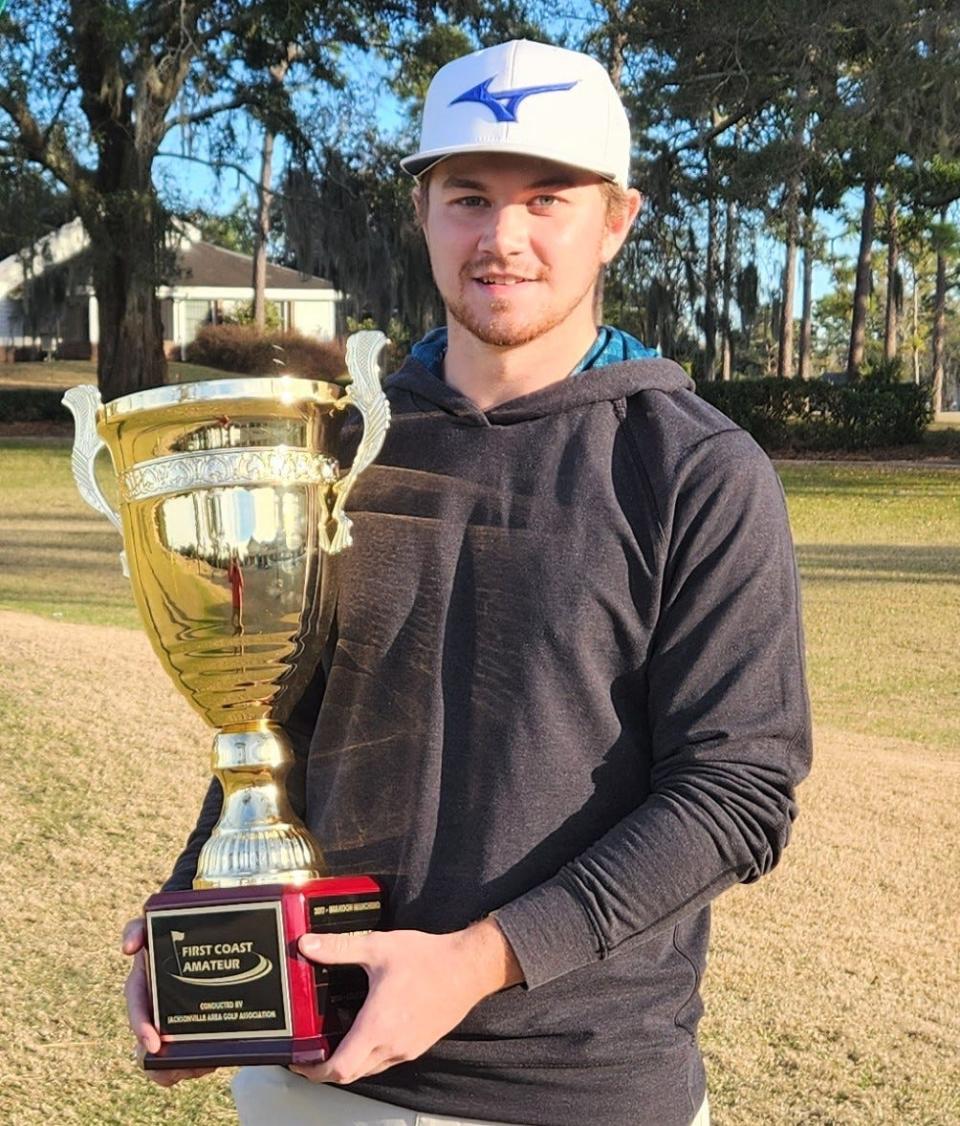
[0,218,335,296]
[174,240,334,291]
[0,218,87,299]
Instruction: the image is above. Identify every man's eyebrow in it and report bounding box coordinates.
[440,176,488,190]
[529,176,577,189]
[439,174,578,191]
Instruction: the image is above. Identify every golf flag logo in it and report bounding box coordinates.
[166,930,274,987]
[171,930,186,974]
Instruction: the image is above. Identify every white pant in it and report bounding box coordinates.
[232,1065,711,1126]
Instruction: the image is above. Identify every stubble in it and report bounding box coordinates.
[443,258,600,348]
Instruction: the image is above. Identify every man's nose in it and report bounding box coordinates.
[476,204,528,256]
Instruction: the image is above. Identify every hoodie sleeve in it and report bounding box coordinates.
[493,428,812,988]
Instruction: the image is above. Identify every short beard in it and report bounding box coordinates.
[444,267,598,348]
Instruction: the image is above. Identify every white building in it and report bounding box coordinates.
[0,218,341,361]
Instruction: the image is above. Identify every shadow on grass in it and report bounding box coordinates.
[796,543,960,583]
[779,472,960,499]
[2,527,123,549]
[1,591,130,610]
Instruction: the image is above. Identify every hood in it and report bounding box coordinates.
[386,355,694,427]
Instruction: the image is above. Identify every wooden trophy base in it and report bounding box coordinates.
[142,876,382,1070]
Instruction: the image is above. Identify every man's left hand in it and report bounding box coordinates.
[290,919,523,1085]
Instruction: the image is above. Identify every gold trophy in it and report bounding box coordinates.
[63,331,389,1069]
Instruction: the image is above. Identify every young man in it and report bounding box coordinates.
[124,39,811,1126]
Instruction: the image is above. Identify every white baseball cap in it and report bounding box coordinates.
[400,39,631,189]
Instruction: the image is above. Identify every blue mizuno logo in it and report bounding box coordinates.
[450,77,578,123]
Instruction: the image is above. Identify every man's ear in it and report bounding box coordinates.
[601,189,643,264]
[412,181,428,230]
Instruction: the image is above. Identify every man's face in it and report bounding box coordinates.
[419,153,637,348]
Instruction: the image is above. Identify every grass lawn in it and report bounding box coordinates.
[2,443,957,750]
[0,445,957,1124]
[0,358,231,389]
[0,441,139,627]
[780,462,960,753]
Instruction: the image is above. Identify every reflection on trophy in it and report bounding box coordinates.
[63,331,390,1069]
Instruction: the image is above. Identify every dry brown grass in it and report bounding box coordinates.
[0,611,235,1124]
[702,725,959,1124]
[2,611,957,1124]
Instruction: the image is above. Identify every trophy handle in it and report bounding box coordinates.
[320,330,391,555]
[62,385,129,576]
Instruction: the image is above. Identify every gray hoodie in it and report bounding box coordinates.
[168,354,812,1126]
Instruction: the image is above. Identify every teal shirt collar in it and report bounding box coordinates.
[409,325,657,379]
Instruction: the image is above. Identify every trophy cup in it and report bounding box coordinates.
[63,331,390,1070]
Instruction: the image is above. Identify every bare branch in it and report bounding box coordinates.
[674,96,775,153]
[155,150,297,203]
[161,95,259,139]
[0,86,92,194]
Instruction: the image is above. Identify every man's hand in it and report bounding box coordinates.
[121,917,217,1088]
[290,918,523,1085]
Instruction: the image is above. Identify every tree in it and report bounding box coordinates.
[829,2,960,378]
[0,0,408,399]
[251,43,302,332]
[798,201,816,379]
[186,196,258,256]
[283,137,444,342]
[929,209,959,412]
[0,162,73,260]
[582,1,866,375]
[279,11,546,346]
[882,193,900,362]
[846,179,878,379]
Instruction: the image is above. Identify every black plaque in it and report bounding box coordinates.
[149,902,291,1040]
[308,893,380,1026]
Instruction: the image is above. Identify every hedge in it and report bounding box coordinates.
[0,388,66,422]
[185,324,346,382]
[0,369,935,453]
[696,378,932,451]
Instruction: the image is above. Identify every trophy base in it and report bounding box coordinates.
[142,876,382,1070]
[144,1033,331,1069]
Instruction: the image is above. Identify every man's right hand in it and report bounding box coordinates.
[122,917,217,1088]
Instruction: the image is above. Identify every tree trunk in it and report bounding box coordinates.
[252,54,293,332]
[721,195,736,380]
[846,178,877,380]
[87,138,168,401]
[884,196,899,362]
[798,199,815,379]
[912,264,921,384]
[253,127,275,332]
[932,207,947,413]
[777,173,802,378]
[703,145,719,379]
[94,254,167,401]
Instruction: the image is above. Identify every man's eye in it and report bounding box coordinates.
[531,195,559,207]
[454,196,487,207]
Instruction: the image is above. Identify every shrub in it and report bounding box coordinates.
[13,345,47,362]
[185,324,346,382]
[860,356,904,385]
[697,377,932,451]
[222,299,284,331]
[0,388,66,422]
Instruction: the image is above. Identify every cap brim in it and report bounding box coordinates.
[399,142,623,187]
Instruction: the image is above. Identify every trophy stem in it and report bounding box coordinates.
[194,724,327,889]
